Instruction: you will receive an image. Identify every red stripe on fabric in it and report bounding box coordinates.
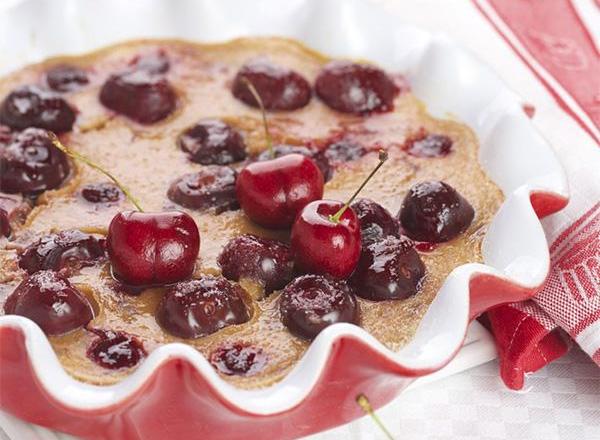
[550,202,600,254]
[474,0,600,145]
[572,308,600,337]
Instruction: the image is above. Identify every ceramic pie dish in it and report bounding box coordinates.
[0,0,568,439]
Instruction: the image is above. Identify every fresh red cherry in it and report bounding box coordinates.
[256,144,332,182]
[178,119,247,165]
[236,153,323,228]
[350,235,425,301]
[315,61,398,114]
[45,65,89,93]
[4,270,94,335]
[86,328,146,369]
[292,151,388,278]
[167,166,239,214]
[218,234,293,294]
[18,230,106,275]
[232,59,311,111]
[0,193,31,237]
[156,275,250,339]
[80,182,123,204]
[404,133,453,158]
[0,85,76,132]
[99,69,177,124]
[350,198,399,247]
[210,342,268,376]
[0,128,70,196]
[107,210,200,286]
[279,274,358,340]
[398,180,474,243]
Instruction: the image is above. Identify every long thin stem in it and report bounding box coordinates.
[356,394,395,440]
[329,150,388,223]
[50,134,144,212]
[240,77,273,157]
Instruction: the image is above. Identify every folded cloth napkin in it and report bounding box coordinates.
[474,0,600,390]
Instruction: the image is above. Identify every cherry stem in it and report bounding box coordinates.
[241,77,273,157]
[329,150,388,223]
[50,134,144,212]
[356,394,395,440]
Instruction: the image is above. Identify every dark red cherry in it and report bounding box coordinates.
[80,182,123,204]
[291,200,360,279]
[232,60,311,111]
[99,70,177,124]
[236,153,323,229]
[405,133,453,158]
[18,230,106,275]
[0,125,12,145]
[106,210,200,286]
[130,51,170,75]
[0,209,8,237]
[178,120,247,165]
[0,193,31,237]
[3,270,93,335]
[315,61,398,114]
[350,235,425,301]
[218,234,293,294]
[398,180,474,243]
[46,65,89,93]
[87,328,146,369]
[317,138,367,166]
[256,145,331,182]
[279,274,358,340]
[167,166,239,214]
[350,198,399,247]
[0,128,70,195]
[0,85,76,132]
[156,275,250,339]
[210,342,267,376]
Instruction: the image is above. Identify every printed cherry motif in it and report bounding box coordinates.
[51,137,201,287]
[398,180,474,243]
[156,275,250,339]
[315,61,398,114]
[291,151,388,278]
[210,342,268,376]
[86,328,146,370]
[279,274,358,340]
[46,65,89,93]
[4,270,94,335]
[232,59,311,111]
[0,85,76,132]
[178,119,247,165]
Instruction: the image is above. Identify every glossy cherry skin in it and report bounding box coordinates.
[167,166,239,214]
[291,200,361,279]
[210,342,268,376]
[18,230,106,275]
[350,198,399,247]
[232,59,311,111]
[0,85,76,132]
[350,235,425,301]
[46,65,89,93]
[99,70,177,124]
[256,145,331,182]
[156,275,250,339]
[315,61,398,114]
[405,133,453,158]
[0,128,70,196]
[236,153,324,229]
[106,210,200,286]
[87,328,146,370]
[218,234,294,294]
[279,274,358,340]
[3,270,94,335]
[398,180,474,243]
[0,193,31,237]
[80,182,123,204]
[178,120,247,165]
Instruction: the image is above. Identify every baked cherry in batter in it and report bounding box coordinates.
[350,235,425,301]
[279,274,358,340]
[232,59,311,111]
[210,342,267,376]
[218,234,293,294]
[315,61,398,114]
[80,182,123,204]
[87,329,146,370]
[350,198,399,247]
[0,85,76,132]
[404,132,453,158]
[46,65,89,93]
[178,119,247,165]
[4,270,94,335]
[156,275,250,339]
[18,230,106,275]
[398,180,474,243]
[0,193,31,237]
[317,138,368,166]
[0,128,70,195]
[0,209,8,237]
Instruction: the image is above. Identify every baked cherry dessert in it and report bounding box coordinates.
[0,38,503,388]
